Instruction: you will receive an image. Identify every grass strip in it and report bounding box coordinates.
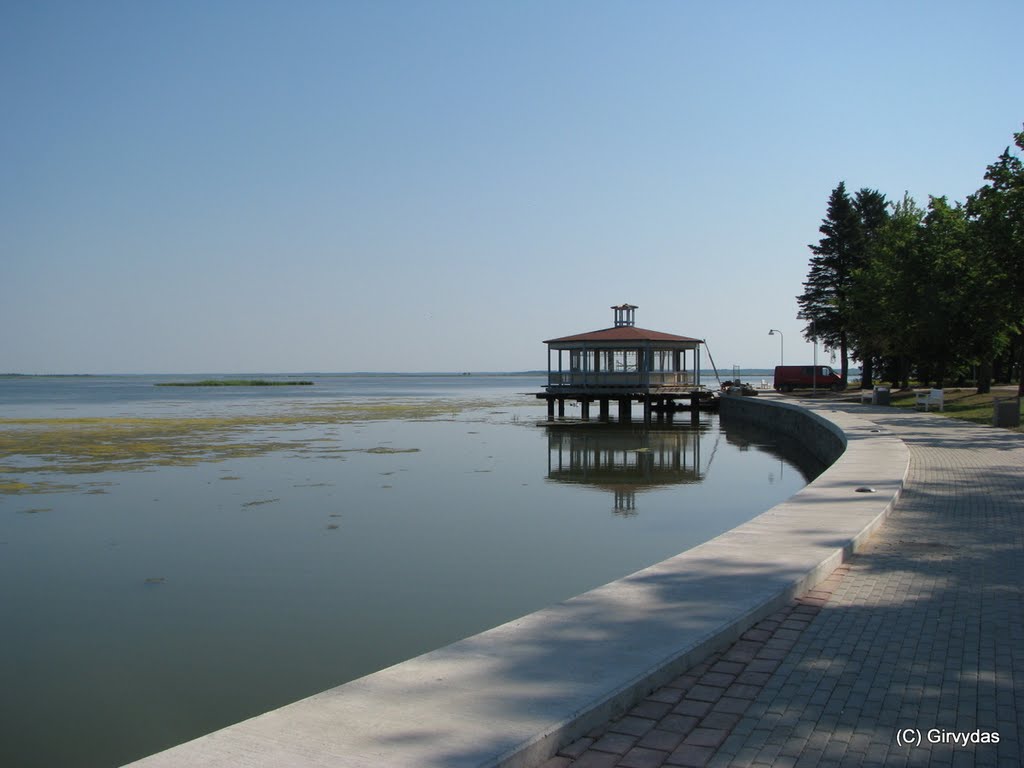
[887,388,1023,431]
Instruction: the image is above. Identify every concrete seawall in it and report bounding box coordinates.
[719,392,846,466]
[126,396,908,768]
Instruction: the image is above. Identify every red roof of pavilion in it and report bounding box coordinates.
[544,325,702,344]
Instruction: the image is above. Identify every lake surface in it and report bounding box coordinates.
[0,374,822,767]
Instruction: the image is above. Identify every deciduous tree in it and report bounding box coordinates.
[914,197,973,387]
[847,193,924,389]
[966,128,1024,394]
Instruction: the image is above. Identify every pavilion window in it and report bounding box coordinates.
[612,350,637,372]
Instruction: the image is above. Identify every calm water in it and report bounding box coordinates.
[0,375,821,767]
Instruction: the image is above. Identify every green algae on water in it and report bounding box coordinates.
[0,396,512,495]
[1,479,77,495]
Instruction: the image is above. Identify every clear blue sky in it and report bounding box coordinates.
[2,1,1021,373]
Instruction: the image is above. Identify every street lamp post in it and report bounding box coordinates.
[768,329,783,368]
[811,320,818,396]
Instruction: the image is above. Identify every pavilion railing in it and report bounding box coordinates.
[547,372,695,388]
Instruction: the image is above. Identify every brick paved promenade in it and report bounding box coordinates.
[541,404,1023,768]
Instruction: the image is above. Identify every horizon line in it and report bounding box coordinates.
[1,367,836,378]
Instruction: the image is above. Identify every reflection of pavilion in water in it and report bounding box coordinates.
[545,422,716,516]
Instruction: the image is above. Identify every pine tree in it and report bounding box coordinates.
[848,188,889,387]
[797,182,869,386]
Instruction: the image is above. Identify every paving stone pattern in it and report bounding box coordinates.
[540,406,1023,768]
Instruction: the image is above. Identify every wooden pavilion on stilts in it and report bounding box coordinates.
[538,304,714,425]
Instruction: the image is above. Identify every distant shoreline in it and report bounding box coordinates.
[1,371,550,378]
[2,369,821,379]
[155,379,314,387]
[0,373,97,378]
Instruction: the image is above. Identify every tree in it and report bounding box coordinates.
[847,188,889,387]
[797,182,861,386]
[798,182,887,387]
[847,193,924,389]
[914,197,974,388]
[966,128,1024,394]
[799,127,1024,395]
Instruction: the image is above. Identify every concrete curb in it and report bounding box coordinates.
[125,397,909,768]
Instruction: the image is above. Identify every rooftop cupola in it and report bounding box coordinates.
[612,303,638,327]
